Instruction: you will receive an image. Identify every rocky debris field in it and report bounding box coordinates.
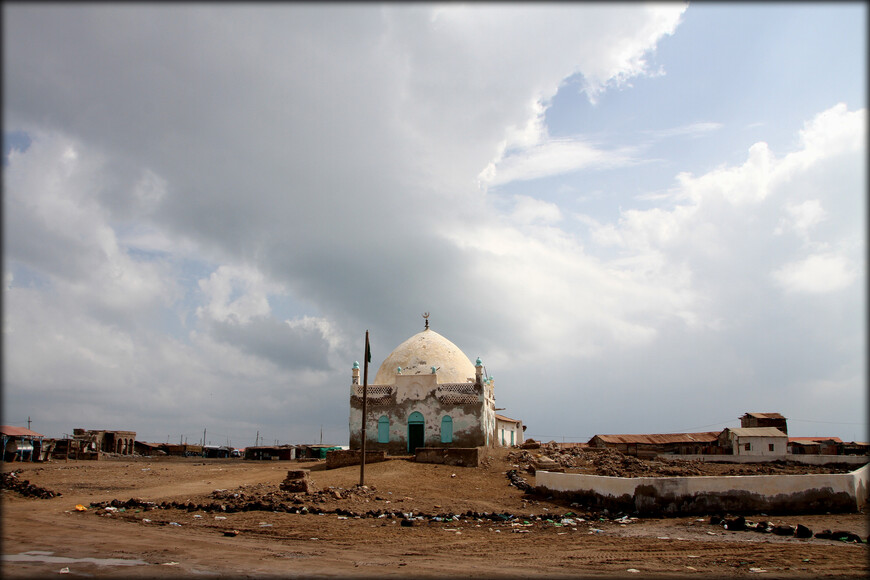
[508,443,859,477]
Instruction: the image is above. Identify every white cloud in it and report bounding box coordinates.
[510,196,563,225]
[774,199,826,239]
[196,265,283,325]
[772,253,858,294]
[480,138,638,187]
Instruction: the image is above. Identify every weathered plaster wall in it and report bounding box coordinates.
[349,375,487,454]
[731,435,787,456]
[535,464,870,516]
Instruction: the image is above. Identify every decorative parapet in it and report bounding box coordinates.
[351,384,395,406]
[436,383,480,405]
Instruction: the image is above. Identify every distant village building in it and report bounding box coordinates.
[788,437,842,455]
[73,429,136,455]
[719,427,788,456]
[495,414,524,447]
[349,319,518,454]
[740,412,788,435]
[588,432,722,458]
[1,426,45,462]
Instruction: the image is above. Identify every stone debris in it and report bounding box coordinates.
[279,470,312,494]
[0,471,62,499]
[506,446,855,478]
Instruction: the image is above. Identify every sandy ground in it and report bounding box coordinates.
[2,449,868,579]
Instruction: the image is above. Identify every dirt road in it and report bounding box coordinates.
[2,451,867,578]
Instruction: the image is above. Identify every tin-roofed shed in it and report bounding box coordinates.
[1,426,45,462]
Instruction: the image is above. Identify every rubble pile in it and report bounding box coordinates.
[0,470,62,499]
[709,514,867,543]
[507,446,853,477]
[506,446,705,477]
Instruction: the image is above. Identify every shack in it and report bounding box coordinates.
[588,432,722,458]
[788,436,842,455]
[244,445,296,461]
[740,412,788,435]
[1,426,44,462]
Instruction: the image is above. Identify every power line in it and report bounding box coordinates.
[789,418,867,426]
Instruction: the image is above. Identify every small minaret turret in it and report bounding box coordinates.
[475,356,484,387]
[352,361,360,385]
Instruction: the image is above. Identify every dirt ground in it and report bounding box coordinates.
[2,448,868,579]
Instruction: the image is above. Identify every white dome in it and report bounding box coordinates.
[373,328,476,385]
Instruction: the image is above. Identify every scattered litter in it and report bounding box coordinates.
[687,555,699,558]
[214,516,227,520]
[59,567,70,574]
[193,514,203,518]
[686,566,697,571]
[104,507,118,513]
[626,569,640,573]
[749,568,767,573]
[259,523,272,527]
[706,531,717,535]
[161,562,179,566]
[337,516,348,520]
[169,522,181,527]
[309,538,319,541]
[657,536,670,540]
[74,505,87,512]
[224,530,239,537]
[142,519,151,523]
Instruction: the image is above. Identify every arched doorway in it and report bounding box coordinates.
[440,415,453,444]
[407,412,425,454]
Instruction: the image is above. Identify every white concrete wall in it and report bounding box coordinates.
[535,463,870,512]
[661,454,869,466]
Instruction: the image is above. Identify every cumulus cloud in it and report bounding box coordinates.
[2,4,862,443]
[772,253,858,294]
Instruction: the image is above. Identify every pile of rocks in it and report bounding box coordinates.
[279,470,312,493]
[710,514,866,543]
[0,470,62,499]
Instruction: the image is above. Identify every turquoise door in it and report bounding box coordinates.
[408,412,425,453]
[440,416,453,444]
[377,416,390,443]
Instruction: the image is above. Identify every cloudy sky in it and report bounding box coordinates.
[3,3,866,446]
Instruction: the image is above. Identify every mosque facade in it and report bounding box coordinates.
[348,321,501,455]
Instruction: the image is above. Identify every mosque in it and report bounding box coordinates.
[349,317,523,455]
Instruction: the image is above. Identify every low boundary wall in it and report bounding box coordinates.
[415,447,480,467]
[325,450,387,470]
[535,464,869,516]
[660,454,868,467]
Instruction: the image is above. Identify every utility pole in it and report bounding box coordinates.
[255,430,259,447]
[203,428,206,447]
[27,417,31,430]
[360,330,370,487]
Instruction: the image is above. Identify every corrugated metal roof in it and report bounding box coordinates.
[788,436,843,443]
[0,425,44,438]
[495,413,521,424]
[743,412,786,420]
[590,432,721,445]
[725,427,787,437]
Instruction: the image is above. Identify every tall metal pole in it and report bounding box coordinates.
[360,330,370,486]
